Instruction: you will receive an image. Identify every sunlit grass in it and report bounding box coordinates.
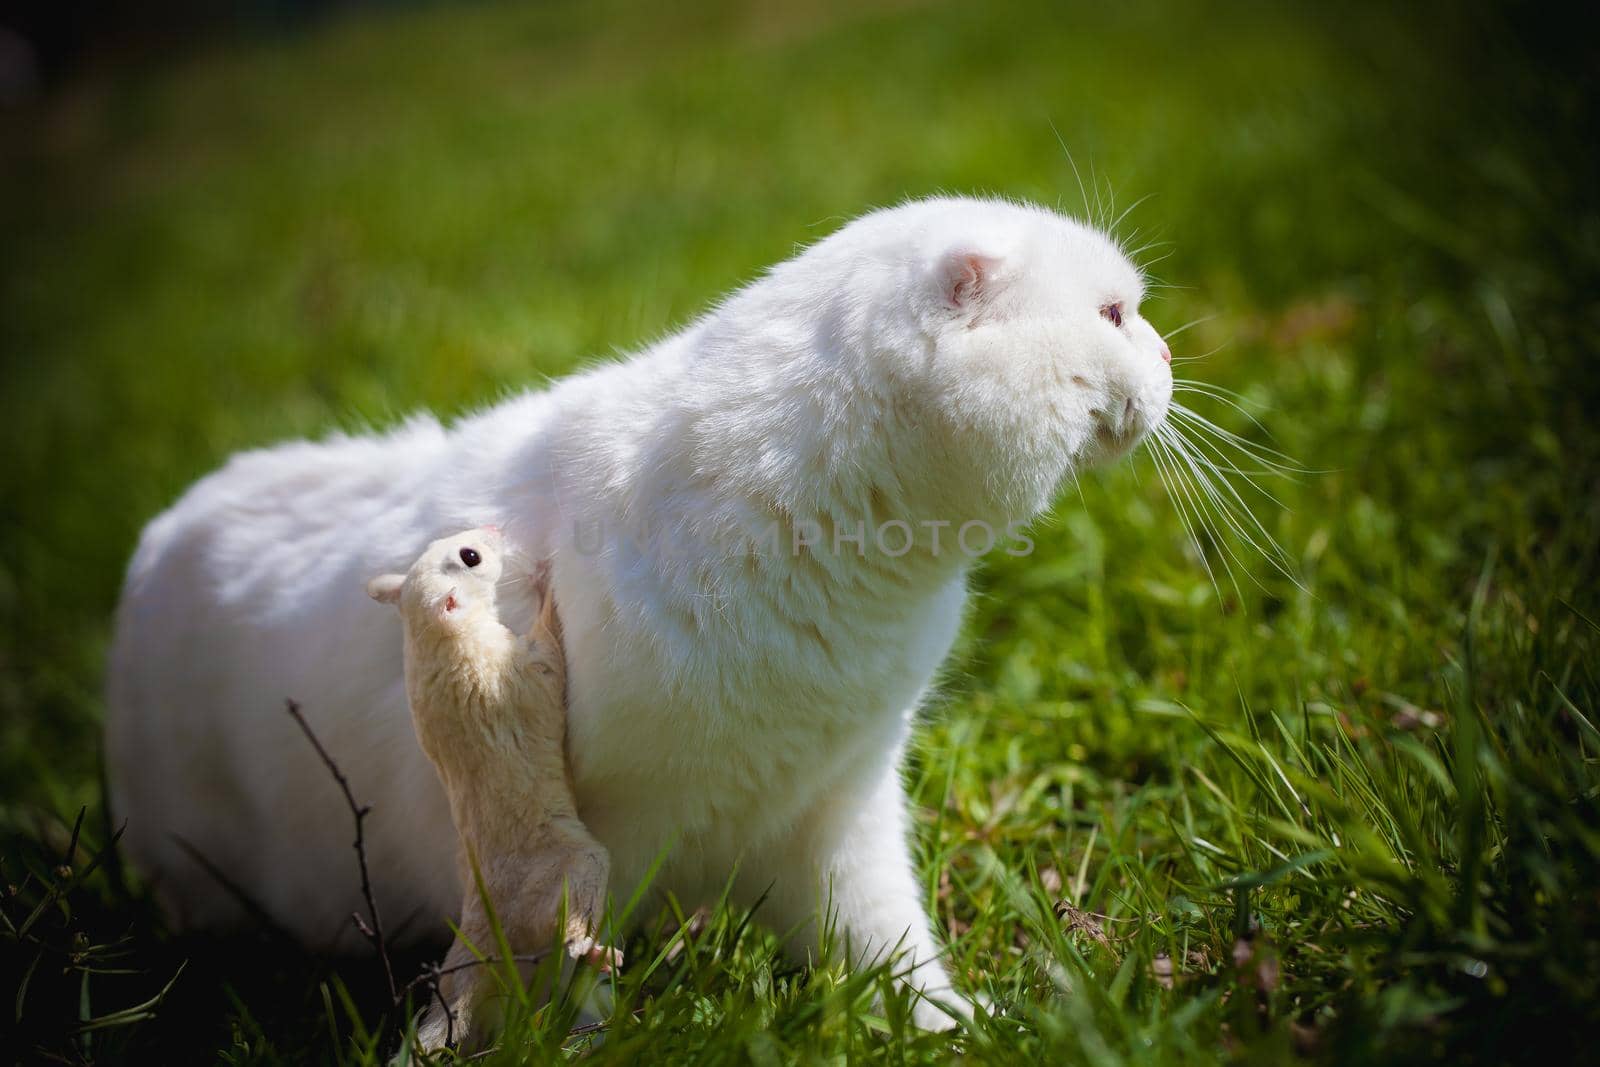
[2,0,1597,1062]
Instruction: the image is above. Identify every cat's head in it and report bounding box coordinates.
[860,197,1172,519]
[692,196,1174,543]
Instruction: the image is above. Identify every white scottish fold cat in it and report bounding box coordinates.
[105,196,1172,1029]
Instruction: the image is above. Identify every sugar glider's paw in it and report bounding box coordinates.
[582,940,624,975]
[560,928,623,972]
[559,891,620,973]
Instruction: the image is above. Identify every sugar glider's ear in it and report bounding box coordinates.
[937,248,1004,313]
[366,574,405,606]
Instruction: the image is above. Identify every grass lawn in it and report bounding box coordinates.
[2,0,1598,1062]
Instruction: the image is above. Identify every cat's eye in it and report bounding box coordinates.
[459,547,482,568]
[1100,303,1124,328]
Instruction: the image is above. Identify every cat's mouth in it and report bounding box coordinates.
[1084,391,1172,468]
[1091,396,1144,454]
[1096,422,1132,450]
[1092,427,1139,466]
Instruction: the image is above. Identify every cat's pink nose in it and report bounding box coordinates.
[1159,343,1172,364]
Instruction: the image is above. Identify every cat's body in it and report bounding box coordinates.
[106,196,1172,1027]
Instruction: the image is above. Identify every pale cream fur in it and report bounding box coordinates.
[367,527,613,1051]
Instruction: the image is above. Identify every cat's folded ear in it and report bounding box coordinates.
[366,574,405,606]
[937,248,1005,314]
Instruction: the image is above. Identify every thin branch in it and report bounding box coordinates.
[459,1017,620,1061]
[428,962,455,1051]
[401,950,560,1056]
[401,951,553,995]
[285,698,398,1002]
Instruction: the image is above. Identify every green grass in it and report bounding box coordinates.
[3,0,1598,1062]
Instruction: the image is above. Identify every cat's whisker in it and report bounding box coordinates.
[1168,403,1308,473]
[1127,235,1172,256]
[1157,429,1249,602]
[1172,377,1266,408]
[1155,429,1267,597]
[1162,314,1216,342]
[1159,420,1304,590]
[1168,416,1293,479]
[1171,380,1279,437]
[1131,245,1176,272]
[1158,422,1280,591]
[1145,431,1225,602]
[1069,465,1089,506]
[1170,342,1230,362]
[1166,408,1301,486]
[1094,169,1114,233]
[1168,400,1291,462]
[1048,119,1096,227]
[1108,193,1157,239]
[1185,452,1291,569]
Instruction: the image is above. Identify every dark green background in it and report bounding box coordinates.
[2,1,1596,1062]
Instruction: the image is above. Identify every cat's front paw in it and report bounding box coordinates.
[910,988,975,1032]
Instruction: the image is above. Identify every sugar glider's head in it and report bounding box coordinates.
[367,526,506,629]
[825,197,1174,519]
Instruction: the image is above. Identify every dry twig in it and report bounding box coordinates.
[285,699,593,1057]
[285,698,398,1002]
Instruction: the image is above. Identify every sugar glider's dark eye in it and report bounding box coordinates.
[459,547,482,568]
[1100,303,1124,328]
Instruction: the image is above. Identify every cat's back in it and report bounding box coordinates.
[105,415,461,934]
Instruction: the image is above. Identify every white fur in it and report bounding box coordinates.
[105,196,1171,1029]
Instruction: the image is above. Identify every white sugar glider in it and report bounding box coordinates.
[367,526,616,1050]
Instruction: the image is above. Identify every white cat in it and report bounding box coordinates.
[105,195,1172,1029]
